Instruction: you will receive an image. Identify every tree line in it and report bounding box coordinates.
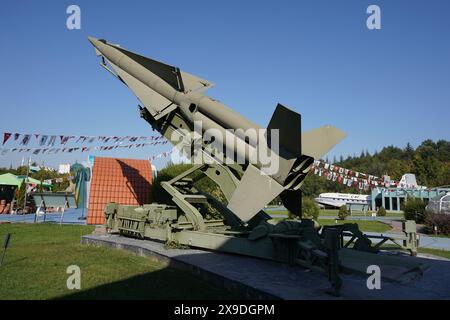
[0,164,71,192]
[301,139,450,197]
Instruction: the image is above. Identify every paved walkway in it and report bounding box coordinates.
[82,234,450,299]
[0,208,87,225]
[363,231,450,251]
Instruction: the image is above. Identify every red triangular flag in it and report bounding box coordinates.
[3,132,12,145]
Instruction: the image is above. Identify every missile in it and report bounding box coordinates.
[88,36,346,222]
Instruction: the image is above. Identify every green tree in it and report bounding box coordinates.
[303,139,449,198]
[403,198,426,223]
[15,182,26,209]
[404,142,414,161]
[338,205,349,220]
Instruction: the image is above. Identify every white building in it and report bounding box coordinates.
[58,163,71,174]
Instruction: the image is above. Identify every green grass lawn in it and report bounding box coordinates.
[319,209,339,216]
[380,245,450,259]
[270,209,404,218]
[0,223,240,300]
[317,219,392,233]
[267,209,404,219]
[417,248,450,259]
[270,217,392,233]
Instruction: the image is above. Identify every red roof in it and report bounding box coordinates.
[87,157,152,225]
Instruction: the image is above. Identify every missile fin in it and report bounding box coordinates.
[112,45,185,92]
[267,104,302,158]
[180,71,214,93]
[301,126,347,160]
[227,164,284,222]
[110,62,173,117]
[280,189,302,216]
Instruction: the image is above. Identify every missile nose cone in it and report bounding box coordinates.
[88,36,107,57]
[88,36,99,47]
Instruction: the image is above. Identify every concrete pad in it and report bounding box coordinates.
[81,234,450,300]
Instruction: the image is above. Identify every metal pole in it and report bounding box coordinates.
[1,233,11,267]
[81,171,86,219]
[0,249,6,267]
[24,157,31,220]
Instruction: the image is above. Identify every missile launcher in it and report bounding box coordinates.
[89,37,426,295]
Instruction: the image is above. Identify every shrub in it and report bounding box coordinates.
[377,206,387,217]
[302,198,320,220]
[403,198,426,223]
[424,213,450,235]
[287,198,320,220]
[338,205,349,220]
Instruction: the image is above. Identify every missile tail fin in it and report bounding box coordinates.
[301,126,347,160]
[280,189,302,216]
[267,103,302,158]
[180,71,214,93]
[227,164,284,222]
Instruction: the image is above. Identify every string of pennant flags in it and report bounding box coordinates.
[2,131,164,147]
[42,148,175,184]
[0,140,168,156]
[12,149,176,186]
[148,148,175,162]
[309,159,400,191]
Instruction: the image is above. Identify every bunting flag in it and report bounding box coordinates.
[310,159,400,191]
[47,135,56,147]
[0,140,168,155]
[39,135,48,146]
[60,135,71,145]
[2,133,12,145]
[1,131,163,147]
[149,148,175,161]
[20,134,31,146]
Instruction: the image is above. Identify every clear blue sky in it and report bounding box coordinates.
[0,0,449,169]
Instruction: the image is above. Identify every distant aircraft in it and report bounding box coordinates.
[315,174,424,210]
[314,193,371,210]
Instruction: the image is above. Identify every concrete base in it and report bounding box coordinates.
[81,234,450,300]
